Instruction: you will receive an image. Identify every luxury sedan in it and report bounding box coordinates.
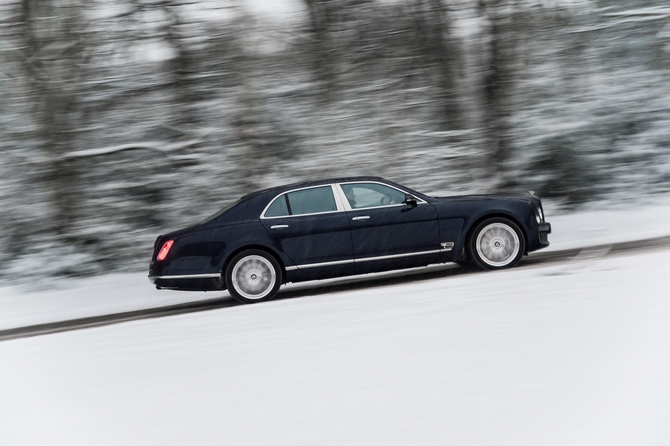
[149,177,551,303]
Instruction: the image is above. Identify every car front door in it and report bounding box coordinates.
[338,182,441,268]
[260,185,354,270]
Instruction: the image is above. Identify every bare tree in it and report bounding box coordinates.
[159,0,201,128]
[18,0,89,237]
[409,0,463,129]
[303,0,375,101]
[303,0,338,101]
[477,0,520,184]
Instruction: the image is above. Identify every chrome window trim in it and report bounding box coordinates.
[335,181,428,212]
[260,184,346,220]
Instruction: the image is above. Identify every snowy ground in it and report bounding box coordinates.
[1,246,669,445]
[2,197,670,330]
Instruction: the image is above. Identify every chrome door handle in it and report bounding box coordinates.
[270,225,289,230]
[352,216,370,221]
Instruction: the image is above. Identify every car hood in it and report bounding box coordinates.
[431,193,540,205]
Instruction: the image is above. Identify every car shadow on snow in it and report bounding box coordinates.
[273,263,481,302]
[271,250,574,303]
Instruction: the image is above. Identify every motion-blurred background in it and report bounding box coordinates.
[1,0,669,281]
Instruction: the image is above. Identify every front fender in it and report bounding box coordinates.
[433,199,536,255]
[459,205,537,252]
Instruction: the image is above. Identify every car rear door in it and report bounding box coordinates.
[260,185,354,269]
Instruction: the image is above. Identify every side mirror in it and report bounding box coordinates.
[403,194,418,208]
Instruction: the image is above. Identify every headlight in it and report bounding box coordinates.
[534,203,544,224]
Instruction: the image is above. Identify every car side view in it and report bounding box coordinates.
[149,177,551,303]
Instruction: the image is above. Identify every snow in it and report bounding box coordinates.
[243,0,304,20]
[61,140,202,160]
[1,247,669,445]
[543,198,670,251]
[0,273,209,331]
[1,199,670,445]
[603,7,670,17]
[3,198,670,330]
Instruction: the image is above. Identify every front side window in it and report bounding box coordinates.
[341,183,406,209]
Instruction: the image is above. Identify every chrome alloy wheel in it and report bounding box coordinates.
[231,255,277,300]
[475,222,520,268]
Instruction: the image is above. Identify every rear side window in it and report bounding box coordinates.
[264,186,338,217]
[287,186,337,216]
[265,195,289,217]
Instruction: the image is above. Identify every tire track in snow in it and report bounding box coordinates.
[2,235,670,342]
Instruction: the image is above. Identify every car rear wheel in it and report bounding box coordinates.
[226,249,282,304]
[468,217,525,270]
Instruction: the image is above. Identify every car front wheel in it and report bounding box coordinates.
[226,249,282,304]
[468,217,525,270]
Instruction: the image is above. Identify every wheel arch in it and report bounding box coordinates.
[222,244,288,283]
[463,212,529,255]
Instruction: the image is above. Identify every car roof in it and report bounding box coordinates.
[240,176,390,200]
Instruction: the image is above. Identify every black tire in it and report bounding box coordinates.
[467,217,525,270]
[225,249,282,304]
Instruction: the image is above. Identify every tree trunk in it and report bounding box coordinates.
[19,0,84,237]
[304,0,338,102]
[478,0,517,184]
[414,0,463,129]
[161,0,200,128]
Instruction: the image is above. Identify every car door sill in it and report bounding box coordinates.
[286,248,452,271]
[150,273,222,280]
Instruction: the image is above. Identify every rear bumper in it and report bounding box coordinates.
[149,273,224,291]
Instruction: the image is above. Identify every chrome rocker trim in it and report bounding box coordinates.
[150,273,222,281]
[285,259,354,271]
[151,245,457,277]
[285,246,454,271]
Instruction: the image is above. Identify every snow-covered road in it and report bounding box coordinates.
[1,199,670,445]
[1,247,669,446]
[3,197,670,331]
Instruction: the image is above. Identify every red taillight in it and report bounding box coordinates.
[156,240,174,261]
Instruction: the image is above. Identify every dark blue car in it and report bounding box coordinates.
[149,177,551,303]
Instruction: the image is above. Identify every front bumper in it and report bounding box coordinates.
[538,222,551,246]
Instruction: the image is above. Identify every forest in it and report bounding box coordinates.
[1,0,669,281]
